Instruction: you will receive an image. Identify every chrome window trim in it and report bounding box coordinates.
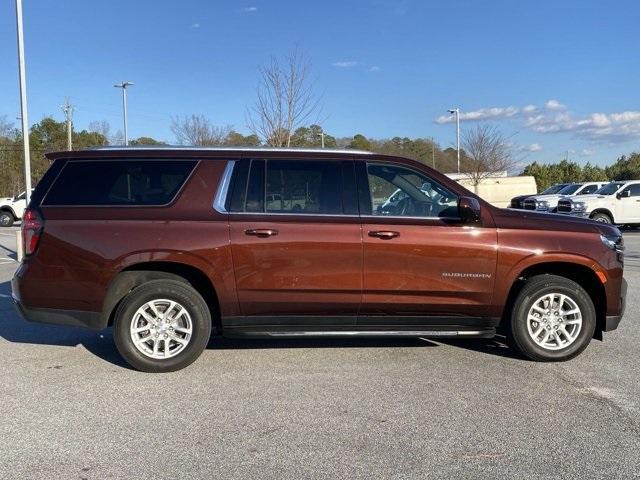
[213,160,236,214]
[361,214,461,221]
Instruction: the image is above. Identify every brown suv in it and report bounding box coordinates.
[12,147,626,372]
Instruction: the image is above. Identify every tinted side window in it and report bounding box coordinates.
[579,184,599,195]
[228,159,349,215]
[366,163,458,218]
[622,184,640,197]
[266,160,342,214]
[43,160,197,206]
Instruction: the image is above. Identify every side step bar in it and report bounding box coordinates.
[223,328,496,339]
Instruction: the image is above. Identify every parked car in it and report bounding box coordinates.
[557,180,640,225]
[12,147,626,372]
[522,182,607,213]
[0,191,28,227]
[509,183,570,209]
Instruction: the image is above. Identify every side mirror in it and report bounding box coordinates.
[458,196,481,224]
[617,190,630,199]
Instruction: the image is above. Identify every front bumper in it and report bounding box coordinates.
[604,278,627,332]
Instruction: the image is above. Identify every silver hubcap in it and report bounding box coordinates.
[526,293,582,350]
[130,299,193,359]
[595,217,610,223]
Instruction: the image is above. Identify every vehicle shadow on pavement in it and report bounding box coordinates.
[0,280,523,369]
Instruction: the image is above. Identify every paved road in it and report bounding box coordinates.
[1,227,639,479]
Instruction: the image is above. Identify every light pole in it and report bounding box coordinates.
[319,131,325,148]
[114,81,134,145]
[448,108,460,174]
[15,0,32,205]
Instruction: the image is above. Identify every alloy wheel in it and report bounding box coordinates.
[129,299,193,359]
[526,293,583,351]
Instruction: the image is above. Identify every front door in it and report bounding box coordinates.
[358,161,498,319]
[228,159,362,319]
[618,183,640,223]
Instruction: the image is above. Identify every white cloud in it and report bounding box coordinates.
[526,143,543,152]
[332,61,358,68]
[545,99,566,111]
[435,106,520,124]
[522,104,537,113]
[581,149,595,156]
[240,6,257,12]
[190,23,200,28]
[369,65,381,72]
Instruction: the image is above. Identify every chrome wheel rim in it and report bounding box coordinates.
[526,293,582,350]
[595,216,610,223]
[130,299,193,359]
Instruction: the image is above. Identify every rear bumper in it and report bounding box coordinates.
[604,277,627,332]
[11,274,103,330]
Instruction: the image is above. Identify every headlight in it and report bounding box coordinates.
[572,201,587,212]
[600,233,624,253]
[536,200,549,210]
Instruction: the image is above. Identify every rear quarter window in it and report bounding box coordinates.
[43,160,197,206]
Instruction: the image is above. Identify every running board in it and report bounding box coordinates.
[223,328,495,339]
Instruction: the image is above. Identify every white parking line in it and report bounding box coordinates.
[0,233,16,236]
[0,294,10,298]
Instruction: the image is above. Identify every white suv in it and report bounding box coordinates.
[522,182,606,213]
[0,191,28,227]
[557,181,640,225]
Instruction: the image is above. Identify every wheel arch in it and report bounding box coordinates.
[102,261,222,334]
[0,206,17,219]
[500,261,607,339]
[590,208,615,223]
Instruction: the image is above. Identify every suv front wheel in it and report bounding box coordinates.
[509,274,596,361]
[113,279,212,372]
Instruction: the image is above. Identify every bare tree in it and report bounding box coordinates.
[88,120,111,140]
[461,125,517,193]
[170,114,232,146]
[247,49,320,147]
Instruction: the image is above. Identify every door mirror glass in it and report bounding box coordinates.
[617,189,631,199]
[458,196,481,224]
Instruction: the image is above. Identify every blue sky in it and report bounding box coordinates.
[1,0,638,166]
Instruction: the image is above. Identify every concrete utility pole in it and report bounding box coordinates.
[431,136,435,168]
[15,0,32,204]
[448,108,461,174]
[113,81,134,145]
[62,98,74,150]
[320,131,325,149]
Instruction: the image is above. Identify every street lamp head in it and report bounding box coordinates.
[114,81,134,88]
[448,108,457,114]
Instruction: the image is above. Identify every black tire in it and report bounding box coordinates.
[509,274,596,362]
[591,212,613,224]
[113,279,211,372]
[0,212,14,227]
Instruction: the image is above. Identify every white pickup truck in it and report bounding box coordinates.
[522,182,606,213]
[0,191,27,227]
[557,180,640,225]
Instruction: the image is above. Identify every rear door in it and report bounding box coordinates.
[358,161,498,320]
[227,158,362,322]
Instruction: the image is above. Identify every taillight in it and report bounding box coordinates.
[22,208,44,256]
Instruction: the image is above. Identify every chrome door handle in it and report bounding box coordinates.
[245,228,278,237]
[368,230,400,239]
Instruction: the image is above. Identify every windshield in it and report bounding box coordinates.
[541,184,568,194]
[596,182,624,195]
[557,184,581,195]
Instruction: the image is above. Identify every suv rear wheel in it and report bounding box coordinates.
[509,274,595,361]
[0,211,14,227]
[113,279,211,372]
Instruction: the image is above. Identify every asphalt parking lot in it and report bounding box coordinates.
[1,226,639,479]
